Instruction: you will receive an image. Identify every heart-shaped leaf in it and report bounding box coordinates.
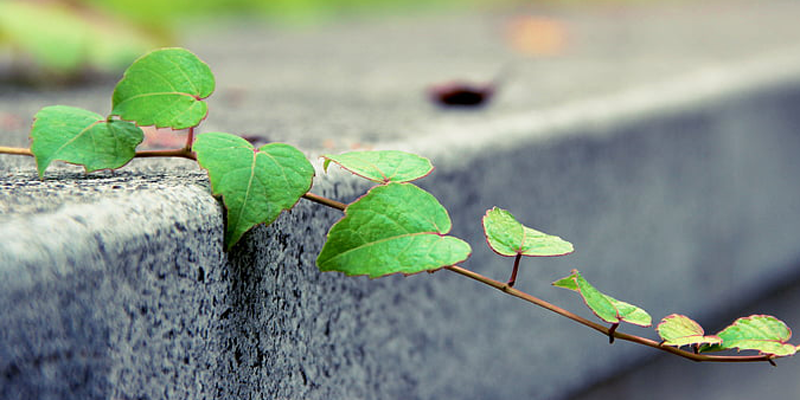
[553,269,651,327]
[322,150,433,183]
[657,314,722,348]
[483,207,573,257]
[193,132,315,249]
[30,105,143,178]
[111,48,215,129]
[700,315,797,356]
[317,182,471,278]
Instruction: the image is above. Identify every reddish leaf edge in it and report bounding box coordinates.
[320,153,435,184]
[698,314,798,356]
[481,207,575,258]
[318,183,471,279]
[554,270,651,327]
[110,48,216,130]
[31,112,144,178]
[656,314,722,348]
[194,138,315,251]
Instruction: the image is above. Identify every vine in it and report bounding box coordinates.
[1,47,795,367]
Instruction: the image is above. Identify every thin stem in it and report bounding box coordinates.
[507,253,522,287]
[445,265,774,363]
[135,148,197,160]
[184,127,195,151]
[303,192,347,211]
[0,146,33,157]
[608,323,619,344]
[0,146,199,161]
[1,145,349,216]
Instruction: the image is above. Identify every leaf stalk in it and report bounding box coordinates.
[302,192,347,211]
[135,148,196,160]
[184,127,195,151]
[507,253,522,287]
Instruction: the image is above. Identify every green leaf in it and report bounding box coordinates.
[30,105,143,178]
[317,182,471,278]
[553,269,652,327]
[193,132,315,249]
[482,207,574,257]
[111,48,215,129]
[322,150,434,183]
[656,314,722,348]
[700,315,797,356]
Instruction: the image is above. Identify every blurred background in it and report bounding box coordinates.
[0,0,661,84]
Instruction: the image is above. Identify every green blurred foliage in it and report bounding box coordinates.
[0,1,161,80]
[81,0,480,26]
[0,0,478,79]
[0,0,659,80]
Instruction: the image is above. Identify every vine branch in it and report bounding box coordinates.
[444,265,775,364]
[0,146,33,157]
[134,148,196,160]
[303,192,347,211]
[0,146,198,160]
[293,191,777,364]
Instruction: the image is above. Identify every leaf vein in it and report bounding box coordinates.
[323,232,443,265]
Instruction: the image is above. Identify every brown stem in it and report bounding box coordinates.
[507,253,522,287]
[0,146,33,157]
[303,192,347,211]
[184,127,195,151]
[445,265,775,363]
[608,323,619,344]
[0,141,349,215]
[0,145,199,160]
[135,148,196,160]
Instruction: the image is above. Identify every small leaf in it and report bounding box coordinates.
[30,105,143,178]
[610,299,652,327]
[657,314,722,348]
[193,132,315,249]
[553,269,652,327]
[317,182,471,278]
[482,207,573,257]
[322,150,433,183]
[111,48,215,129]
[700,315,797,356]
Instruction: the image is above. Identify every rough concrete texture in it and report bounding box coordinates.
[0,174,225,400]
[3,1,800,399]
